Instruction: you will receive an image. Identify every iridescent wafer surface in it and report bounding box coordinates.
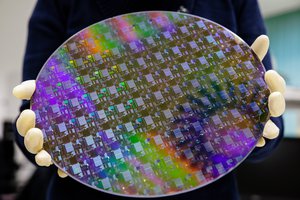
[31,11,269,197]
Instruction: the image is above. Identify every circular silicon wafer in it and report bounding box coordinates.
[31,11,270,197]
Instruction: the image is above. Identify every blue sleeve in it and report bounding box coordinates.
[15,0,66,164]
[22,0,66,81]
[233,0,284,162]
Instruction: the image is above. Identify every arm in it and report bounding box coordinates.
[233,0,284,162]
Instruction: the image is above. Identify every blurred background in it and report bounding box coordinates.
[0,0,299,199]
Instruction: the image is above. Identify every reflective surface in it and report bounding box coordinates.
[31,11,269,197]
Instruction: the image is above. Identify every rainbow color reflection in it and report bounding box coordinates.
[31,11,269,197]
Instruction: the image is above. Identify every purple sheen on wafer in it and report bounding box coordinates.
[31,11,269,197]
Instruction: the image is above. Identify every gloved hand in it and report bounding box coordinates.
[13,35,285,177]
[250,35,286,146]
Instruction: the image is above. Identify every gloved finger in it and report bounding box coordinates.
[24,128,44,154]
[251,35,269,61]
[265,70,286,94]
[256,137,266,147]
[57,169,68,178]
[35,150,52,167]
[12,80,36,100]
[263,120,280,140]
[268,91,285,117]
[16,109,36,136]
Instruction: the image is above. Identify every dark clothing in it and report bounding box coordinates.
[17,0,284,199]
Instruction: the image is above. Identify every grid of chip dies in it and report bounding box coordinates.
[31,11,269,197]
